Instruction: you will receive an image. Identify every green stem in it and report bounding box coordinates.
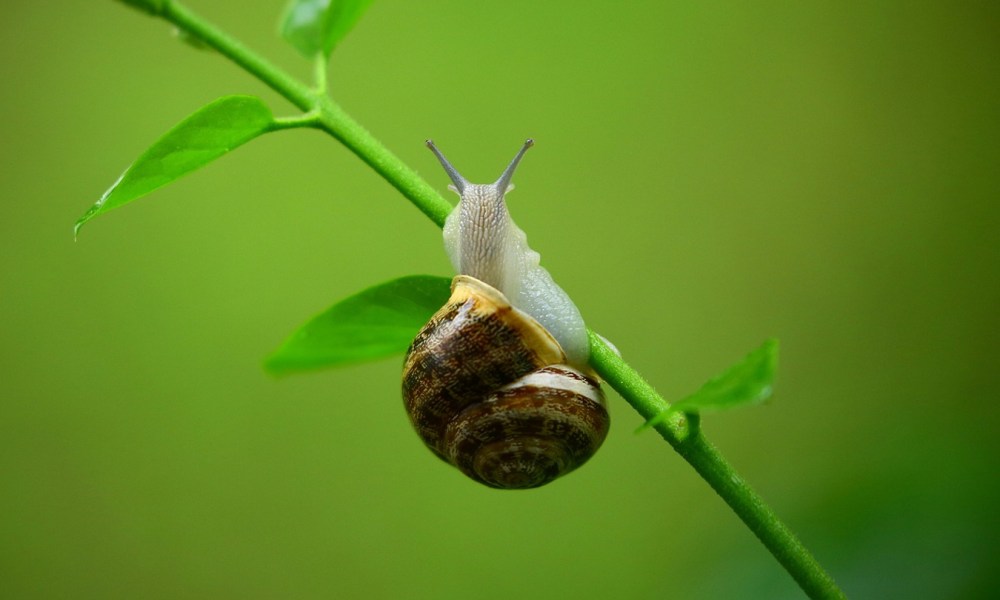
[311,97,451,227]
[588,334,846,600]
[270,111,322,131]
[314,53,328,94]
[138,2,845,597]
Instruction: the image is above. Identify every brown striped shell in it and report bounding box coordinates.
[402,275,609,489]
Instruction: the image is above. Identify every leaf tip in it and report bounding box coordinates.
[262,355,288,378]
[73,206,98,240]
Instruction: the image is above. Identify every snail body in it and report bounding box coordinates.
[402,140,609,489]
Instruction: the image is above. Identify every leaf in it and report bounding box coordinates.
[266,275,453,375]
[640,339,779,431]
[75,96,274,236]
[280,0,374,59]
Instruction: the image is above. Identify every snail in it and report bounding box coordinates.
[401,139,609,489]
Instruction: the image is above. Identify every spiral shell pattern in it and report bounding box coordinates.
[402,275,609,489]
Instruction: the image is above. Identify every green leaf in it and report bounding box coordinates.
[640,339,779,431]
[116,0,166,16]
[266,275,452,375]
[280,0,374,59]
[75,96,274,236]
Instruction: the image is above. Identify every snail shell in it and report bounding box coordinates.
[402,275,608,489]
[402,140,609,489]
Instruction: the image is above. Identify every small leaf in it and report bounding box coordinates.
[116,0,166,16]
[76,96,274,236]
[266,275,452,375]
[640,339,779,431]
[280,0,374,59]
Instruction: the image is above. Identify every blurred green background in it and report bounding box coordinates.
[1,1,997,598]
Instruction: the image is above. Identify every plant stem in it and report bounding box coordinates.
[311,97,451,227]
[589,334,846,600]
[314,53,328,95]
[679,436,845,599]
[143,2,846,597]
[270,111,322,131]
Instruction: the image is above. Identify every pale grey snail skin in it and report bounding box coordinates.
[401,140,609,489]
